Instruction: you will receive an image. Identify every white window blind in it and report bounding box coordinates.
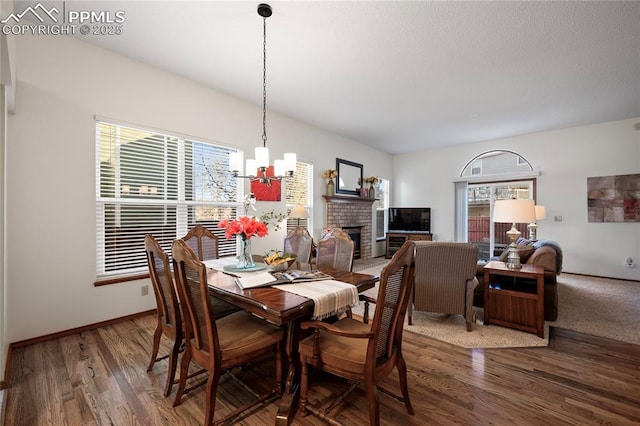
[285,162,312,231]
[96,121,242,280]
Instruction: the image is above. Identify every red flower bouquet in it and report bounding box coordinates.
[218,216,269,241]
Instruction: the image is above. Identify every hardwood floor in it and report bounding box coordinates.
[5,313,640,425]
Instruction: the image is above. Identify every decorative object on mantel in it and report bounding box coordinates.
[322,169,337,196]
[360,186,368,198]
[364,176,378,199]
[227,3,296,186]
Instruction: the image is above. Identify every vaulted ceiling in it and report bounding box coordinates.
[13,0,640,154]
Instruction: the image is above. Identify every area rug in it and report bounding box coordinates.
[351,259,639,348]
[352,257,390,272]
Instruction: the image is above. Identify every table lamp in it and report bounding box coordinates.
[493,199,536,269]
[527,205,546,241]
[289,204,309,228]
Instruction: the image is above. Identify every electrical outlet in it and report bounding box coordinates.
[141,285,149,296]
[554,215,563,222]
[625,258,636,268]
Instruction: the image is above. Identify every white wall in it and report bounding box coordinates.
[393,118,640,280]
[5,34,391,343]
[0,0,15,385]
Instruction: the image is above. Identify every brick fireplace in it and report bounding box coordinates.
[323,195,376,260]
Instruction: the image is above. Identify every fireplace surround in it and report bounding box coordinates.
[323,195,376,260]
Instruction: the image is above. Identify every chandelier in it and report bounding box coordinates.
[229,3,296,186]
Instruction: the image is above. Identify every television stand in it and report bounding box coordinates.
[385,232,432,258]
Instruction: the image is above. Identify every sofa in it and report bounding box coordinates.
[474,238,562,321]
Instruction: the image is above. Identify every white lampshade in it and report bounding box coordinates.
[535,205,547,221]
[274,159,285,177]
[493,199,536,224]
[289,204,309,219]
[255,147,269,168]
[229,152,243,173]
[245,159,257,177]
[284,152,296,172]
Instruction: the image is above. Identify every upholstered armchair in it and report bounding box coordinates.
[409,241,479,332]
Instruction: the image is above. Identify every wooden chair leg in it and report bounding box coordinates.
[366,380,380,426]
[204,371,220,426]
[173,344,191,407]
[147,324,162,371]
[466,320,472,332]
[396,353,414,414]
[164,337,181,397]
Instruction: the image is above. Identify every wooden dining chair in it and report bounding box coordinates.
[181,224,219,261]
[316,228,355,271]
[283,227,313,266]
[298,240,416,426]
[171,239,285,425]
[181,225,240,320]
[144,234,183,397]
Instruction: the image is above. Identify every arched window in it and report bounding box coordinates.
[455,150,539,261]
[460,150,533,178]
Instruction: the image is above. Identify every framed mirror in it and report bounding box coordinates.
[336,158,363,196]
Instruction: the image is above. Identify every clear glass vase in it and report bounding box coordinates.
[236,237,255,269]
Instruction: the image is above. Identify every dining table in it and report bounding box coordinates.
[206,266,379,425]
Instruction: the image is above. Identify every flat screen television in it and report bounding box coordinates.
[388,207,431,233]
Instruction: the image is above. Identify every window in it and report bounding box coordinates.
[471,159,482,175]
[375,178,389,240]
[457,149,538,259]
[467,181,533,261]
[461,150,533,178]
[96,121,241,280]
[285,161,312,231]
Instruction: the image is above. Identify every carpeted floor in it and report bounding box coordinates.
[351,258,639,348]
[550,273,640,345]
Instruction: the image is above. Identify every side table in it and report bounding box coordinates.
[483,261,545,338]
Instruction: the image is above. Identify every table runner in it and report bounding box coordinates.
[272,279,359,320]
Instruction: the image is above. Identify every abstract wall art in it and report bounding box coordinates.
[587,173,640,222]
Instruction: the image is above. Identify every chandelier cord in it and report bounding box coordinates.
[262,14,267,148]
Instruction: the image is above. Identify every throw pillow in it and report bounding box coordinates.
[498,244,536,263]
[518,245,536,262]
